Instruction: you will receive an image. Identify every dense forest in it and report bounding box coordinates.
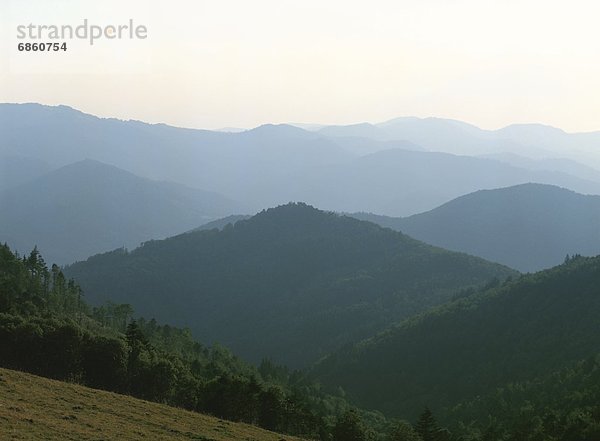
[0,244,347,439]
[312,255,600,432]
[65,203,515,367]
[449,353,600,440]
[2,243,600,440]
[1,243,448,440]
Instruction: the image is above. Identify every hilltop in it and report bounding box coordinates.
[352,183,600,272]
[65,202,515,367]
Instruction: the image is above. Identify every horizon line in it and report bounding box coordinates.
[3,100,600,135]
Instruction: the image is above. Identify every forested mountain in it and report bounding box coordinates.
[311,254,600,424]
[65,203,515,367]
[0,159,240,264]
[351,183,600,272]
[3,243,599,440]
[0,244,366,440]
[4,103,600,217]
[447,353,600,440]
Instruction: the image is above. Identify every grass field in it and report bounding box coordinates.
[0,367,308,441]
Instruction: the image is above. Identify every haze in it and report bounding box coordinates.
[2,0,600,131]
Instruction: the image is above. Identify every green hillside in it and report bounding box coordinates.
[447,353,600,440]
[65,203,516,367]
[0,243,340,440]
[0,367,307,441]
[3,220,600,441]
[312,255,600,421]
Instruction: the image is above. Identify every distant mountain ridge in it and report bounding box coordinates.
[0,104,352,212]
[0,159,240,264]
[293,149,600,216]
[3,103,600,217]
[478,152,600,183]
[65,203,515,367]
[319,116,600,167]
[350,183,600,272]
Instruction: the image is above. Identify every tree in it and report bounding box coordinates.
[126,320,152,396]
[114,303,134,331]
[389,420,423,441]
[415,407,439,441]
[258,386,285,431]
[82,335,127,391]
[0,244,26,312]
[332,410,369,441]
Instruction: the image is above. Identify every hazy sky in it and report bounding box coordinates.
[1,0,600,131]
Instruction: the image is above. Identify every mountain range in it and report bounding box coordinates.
[3,100,600,437]
[351,183,600,272]
[3,103,600,217]
[64,203,515,367]
[317,117,600,168]
[287,149,600,216]
[0,159,239,264]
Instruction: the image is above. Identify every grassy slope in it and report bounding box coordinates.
[0,368,307,441]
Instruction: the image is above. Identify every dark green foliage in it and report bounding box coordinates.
[332,410,370,441]
[92,302,133,332]
[0,314,79,380]
[66,203,515,367]
[415,408,438,441]
[81,335,127,390]
[414,408,451,441]
[4,242,600,440]
[450,354,600,441]
[257,386,285,430]
[313,255,600,421]
[0,245,85,318]
[388,420,422,441]
[0,244,357,439]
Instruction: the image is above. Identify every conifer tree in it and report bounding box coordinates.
[415,407,438,441]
